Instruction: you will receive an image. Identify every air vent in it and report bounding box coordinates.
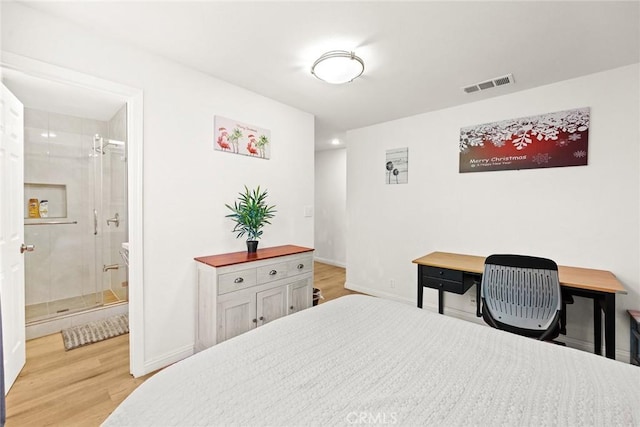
[462,74,514,94]
[493,75,512,86]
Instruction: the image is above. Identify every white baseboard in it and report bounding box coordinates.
[141,344,194,376]
[313,256,346,268]
[344,282,414,305]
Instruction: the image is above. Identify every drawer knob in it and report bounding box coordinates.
[259,316,264,321]
[439,271,443,275]
[234,277,244,284]
[252,318,257,323]
[290,306,294,310]
[297,263,304,269]
[269,269,277,276]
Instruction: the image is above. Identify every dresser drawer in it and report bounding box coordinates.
[288,256,313,276]
[257,262,289,284]
[218,269,257,295]
[423,266,463,282]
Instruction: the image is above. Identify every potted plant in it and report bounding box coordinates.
[225,185,276,253]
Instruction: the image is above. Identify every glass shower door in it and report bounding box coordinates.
[94,133,128,305]
[87,134,105,308]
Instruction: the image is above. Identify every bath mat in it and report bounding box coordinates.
[61,314,129,351]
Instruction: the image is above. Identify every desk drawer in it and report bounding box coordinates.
[423,277,468,294]
[423,266,463,282]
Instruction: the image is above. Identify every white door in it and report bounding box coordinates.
[0,83,26,392]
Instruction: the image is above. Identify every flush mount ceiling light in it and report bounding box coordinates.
[311,50,364,84]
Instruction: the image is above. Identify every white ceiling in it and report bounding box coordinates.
[16,1,640,150]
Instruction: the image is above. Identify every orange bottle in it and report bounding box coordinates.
[28,198,40,218]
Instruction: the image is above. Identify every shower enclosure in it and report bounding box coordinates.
[24,106,128,324]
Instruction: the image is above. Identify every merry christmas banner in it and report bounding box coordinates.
[459,107,589,173]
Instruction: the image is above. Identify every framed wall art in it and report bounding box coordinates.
[385,147,408,184]
[214,116,271,159]
[459,107,590,173]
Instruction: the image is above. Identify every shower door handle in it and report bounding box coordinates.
[20,243,35,254]
[94,209,98,235]
[106,213,120,227]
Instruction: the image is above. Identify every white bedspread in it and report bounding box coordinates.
[104,295,640,426]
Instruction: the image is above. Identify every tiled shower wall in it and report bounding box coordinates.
[24,106,127,308]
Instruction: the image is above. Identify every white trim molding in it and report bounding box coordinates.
[1,52,146,377]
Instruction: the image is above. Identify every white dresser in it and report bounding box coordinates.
[194,245,314,352]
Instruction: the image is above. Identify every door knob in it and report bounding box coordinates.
[20,243,35,254]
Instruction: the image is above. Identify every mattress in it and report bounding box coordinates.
[103,295,640,426]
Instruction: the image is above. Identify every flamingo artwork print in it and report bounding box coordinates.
[214,116,271,159]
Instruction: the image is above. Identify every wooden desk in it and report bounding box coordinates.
[413,251,627,359]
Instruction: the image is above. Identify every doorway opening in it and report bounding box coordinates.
[22,106,129,328]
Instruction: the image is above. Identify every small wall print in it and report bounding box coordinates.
[214,116,271,159]
[459,107,590,173]
[385,148,408,184]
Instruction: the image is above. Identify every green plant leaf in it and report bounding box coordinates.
[225,185,277,241]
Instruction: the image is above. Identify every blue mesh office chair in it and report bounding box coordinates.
[481,254,562,341]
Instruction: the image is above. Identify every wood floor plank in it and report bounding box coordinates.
[313,261,361,303]
[6,262,356,426]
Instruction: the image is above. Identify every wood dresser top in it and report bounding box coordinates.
[195,244,314,268]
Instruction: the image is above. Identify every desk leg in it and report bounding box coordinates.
[438,289,444,314]
[604,293,616,359]
[417,267,424,309]
[594,299,602,355]
[476,283,481,317]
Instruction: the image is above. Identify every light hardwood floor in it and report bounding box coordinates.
[6,262,356,426]
[313,261,360,303]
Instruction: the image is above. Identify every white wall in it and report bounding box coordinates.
[2,3,314,372]
[314,149,347,267]
[346,64,639,358]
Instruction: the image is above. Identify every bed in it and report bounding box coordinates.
[103,295,640,426]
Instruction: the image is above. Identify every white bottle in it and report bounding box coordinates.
[39,200,48,218]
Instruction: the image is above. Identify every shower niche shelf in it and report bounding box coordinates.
[24,183,67,219]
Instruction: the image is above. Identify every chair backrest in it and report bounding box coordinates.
[481,254,561,339]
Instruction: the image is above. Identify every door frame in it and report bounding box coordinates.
[0,52,146,377]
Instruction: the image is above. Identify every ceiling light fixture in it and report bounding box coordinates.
[311,50,364,84]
